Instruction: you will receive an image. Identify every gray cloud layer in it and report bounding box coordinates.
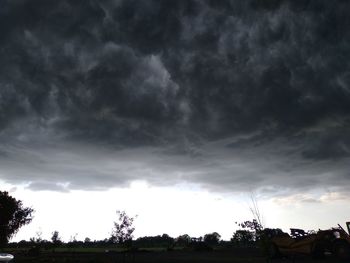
[0,0,349,194]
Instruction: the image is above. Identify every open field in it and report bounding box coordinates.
[4,248,346,263]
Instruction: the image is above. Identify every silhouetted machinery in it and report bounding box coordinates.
[267,222,350,260]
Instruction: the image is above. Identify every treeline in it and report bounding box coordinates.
[7,230,260,250]
[1,191,274,252]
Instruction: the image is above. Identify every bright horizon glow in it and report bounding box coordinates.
[2,180,349,243]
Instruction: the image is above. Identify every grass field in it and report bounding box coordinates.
[3,247,346,263]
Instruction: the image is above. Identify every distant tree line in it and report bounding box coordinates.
[6,229,262,251]
[1,191,279,252]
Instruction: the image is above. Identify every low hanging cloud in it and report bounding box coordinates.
[0,0,350,195]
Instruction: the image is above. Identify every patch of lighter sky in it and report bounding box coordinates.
[2,180,251,242]
[2,180,350,242]
[263,196,350,233]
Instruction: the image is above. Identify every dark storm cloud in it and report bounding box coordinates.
[0,0,350,193]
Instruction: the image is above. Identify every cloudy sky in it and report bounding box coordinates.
[1,0,350,241]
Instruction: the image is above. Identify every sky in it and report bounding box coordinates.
[1,0,350,242]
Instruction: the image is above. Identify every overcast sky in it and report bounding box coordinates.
[1,0,350,241]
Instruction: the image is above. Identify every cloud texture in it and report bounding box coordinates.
[0,0,350,194]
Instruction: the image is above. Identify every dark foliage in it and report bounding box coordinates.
[231,230,255,247]
[175,234,191,246]
[237,219,263,232]
[51,230,62,245]
[203,232,221,245]
[135,234,174,248]
[110,210,136,246]
[0,191,34,246]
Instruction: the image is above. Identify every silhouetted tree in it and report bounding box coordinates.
[29,229,43,244]
[203,232,221,245]
[248,193,264,229]
[0,191,34,247]
[175,234,191,246]
[236,219,263,241]
[135,234,174,248]
[231,230,254,247]
[110,210,136,246]
[261,228,288,239]
[51,231,62,245]
[237,219,263,232]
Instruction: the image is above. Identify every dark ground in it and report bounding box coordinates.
[7,248,347,263]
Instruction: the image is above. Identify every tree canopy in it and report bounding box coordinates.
[203,232,221,245]
[0,191,34,246]
[110,210,136,245]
